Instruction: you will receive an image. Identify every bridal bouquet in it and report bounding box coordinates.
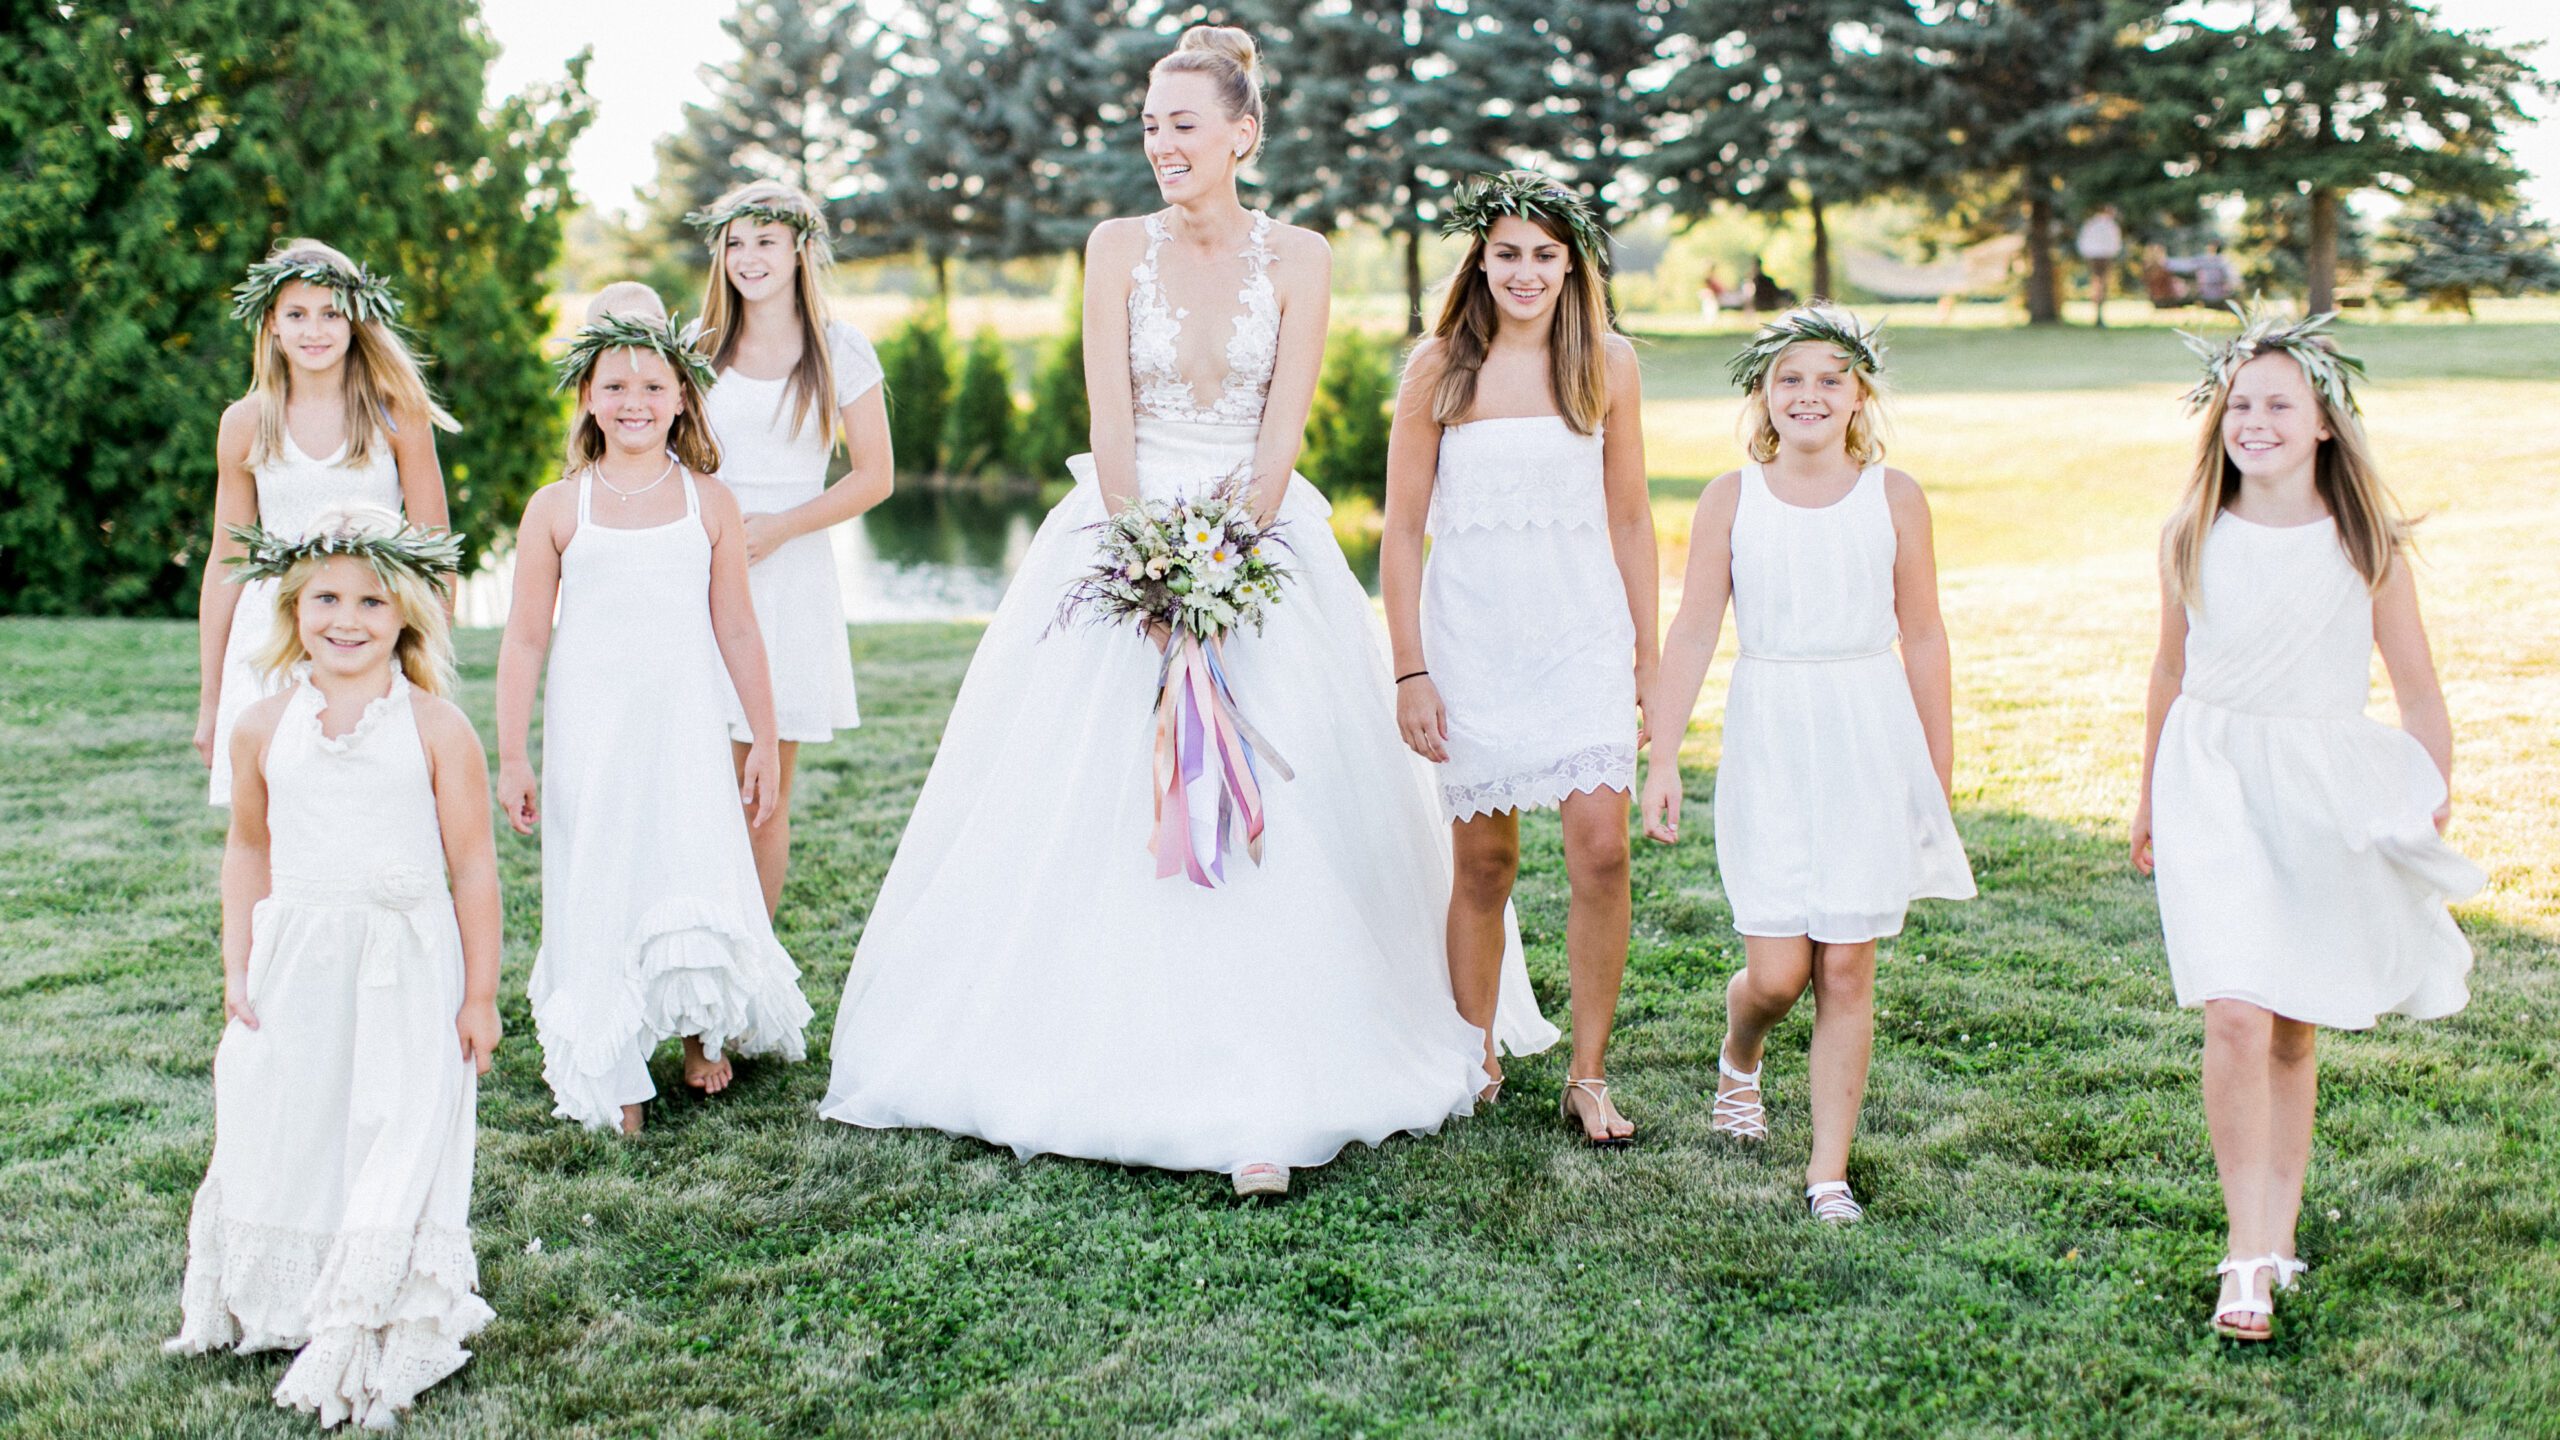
[1054,474,1295,888]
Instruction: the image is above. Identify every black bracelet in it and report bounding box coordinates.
[1395,670,1429,685]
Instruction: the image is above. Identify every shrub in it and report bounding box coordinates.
[1303,329,1397,503]
[941,329,1016,476]
[1012,318,1089,479]
[2383,201,2560,316]
[880,306,954,475]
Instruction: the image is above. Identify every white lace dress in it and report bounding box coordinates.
[1424,416,1638,819]
[209,433,402,803]
[819,211,1557,1176]
[699,320,883,742]
[166,670,491,1430]
[526,472,813,1130]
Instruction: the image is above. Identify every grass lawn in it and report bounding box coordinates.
[3,317,2555,1438]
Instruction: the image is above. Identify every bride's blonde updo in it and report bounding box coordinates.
[1152,24,1265,155]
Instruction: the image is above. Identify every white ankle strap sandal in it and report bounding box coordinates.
[1711,1054,1768,1141]
[1805,1180,1864,1224]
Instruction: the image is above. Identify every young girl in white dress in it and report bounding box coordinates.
[167,505,499,1430]
[197,240,459,804]
[496,285,812,1136]
[2132,312,2481,1341]
[685,180,895,914]
[1642,307,1976,1223]
[1381,172,1655,1144]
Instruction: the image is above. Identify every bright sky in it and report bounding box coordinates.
[480,0,2559,222]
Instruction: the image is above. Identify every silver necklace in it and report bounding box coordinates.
[597,454,676,503]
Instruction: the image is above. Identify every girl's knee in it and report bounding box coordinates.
[1563,823,1630,891]
[2203,999,2274,1049]
[1452,842,1520,904]
[2268,1017,2317,1066]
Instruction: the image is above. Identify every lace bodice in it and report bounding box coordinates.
[1127,211,1279,426]
[1429,416,1607,535]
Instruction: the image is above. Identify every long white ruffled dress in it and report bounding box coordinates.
[1714,462,1976,941]
[209,433,402,804]
[167,670,490,1430]
[1423,416,1638,820]
[820,211,1556,1176]
[2151,513,2484,1028]
[526,471,813,1130]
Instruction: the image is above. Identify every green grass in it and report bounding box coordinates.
[5,318,2557,1437]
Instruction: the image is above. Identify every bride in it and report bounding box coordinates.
[818,24,1555,1195]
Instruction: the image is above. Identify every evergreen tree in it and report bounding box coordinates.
[941,329,1017,476]
[879,307,954,477]
[2382,200,2560,315]
[2235,193,2372,300]
[1013,316,1091,481]
[0,0,588,615]
[1303,330,1395,504]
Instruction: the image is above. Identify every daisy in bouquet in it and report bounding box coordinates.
[1055,473,1295,887]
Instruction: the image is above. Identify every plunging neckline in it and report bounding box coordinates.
[1128,210,1279,426]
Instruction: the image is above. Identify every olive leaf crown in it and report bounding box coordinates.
[1438,172,1611,272]
[225,514,465,588]
[552,310,720,394]
[230,256,404,329]
[1727,306,1887,392]
[683,199,831,256]
[2178,302,2365,416]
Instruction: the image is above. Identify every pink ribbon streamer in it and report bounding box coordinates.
[1148,633,1292,888]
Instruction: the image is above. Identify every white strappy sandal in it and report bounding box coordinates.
[1559,1076,1636,1148]
[1231,1162,1290,1198]
[1805,1180,1865,1225]
[2273,1255,2309,1292]
[2212,1254,2280,1341]
[1711,1053,1768,1142]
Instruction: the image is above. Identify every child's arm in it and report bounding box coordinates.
[1638,474,1742,843]
[741,361,895,564]
[219,698,285,1027]
[700,477,783,827]
[419,696,502,1073]
[2131,530,2189,875]
[1600,337,1662,742]
[195,402,259,767]
[1885,471,1954,799]
[493,485,569,835]
[1380,338,1446,762]
[388,402,452,531]
[2373,552,2454,828]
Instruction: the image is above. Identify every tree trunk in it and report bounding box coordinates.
[1405,226,1425,338]
[2024,187,2060,325]
[1809,196,1832,301]
[932,251,951,302]
[2307,186,2340,312]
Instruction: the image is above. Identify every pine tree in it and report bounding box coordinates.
[2382,200,2560,315]
[1302,329,1395,504]
[1013,315,1090,481]
[879,306,954,477]
[941,329,1016,476]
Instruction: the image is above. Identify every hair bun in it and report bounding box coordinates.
[1178,24,1258,76]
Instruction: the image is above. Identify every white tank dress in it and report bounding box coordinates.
[2151,513,2483,1028]
[526,471,813,1130]
[700,320,883,743]
[166,670,490,1429]
[1716,462,1976,941]
[208,433,402,803]
[1423,416,1639,820]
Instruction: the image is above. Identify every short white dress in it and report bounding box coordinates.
[1715,463,1976,941]
[2151,513,2484,1028]
[526,471,813,1130]
[700,320,883,743]
[167,670,490,1429]
[208,434,402,803]
[1423,416,1639,820]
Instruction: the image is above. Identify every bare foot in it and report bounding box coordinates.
[681,1036,734,1094]
[619,1103,645,1136]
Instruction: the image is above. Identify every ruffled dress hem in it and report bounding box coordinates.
[1441,742,1637,823]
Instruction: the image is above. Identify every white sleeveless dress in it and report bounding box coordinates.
[2151,513,2483,1028]
[526,471,813,1130]
[819,211,1556,1176]
[166,670,490,1429]
[1716,463,1976,941]
[208,433,402,803]
[699,320,883,742]
[1424,417,1639,819]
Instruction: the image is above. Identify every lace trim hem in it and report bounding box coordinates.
[1442,743,1637,821]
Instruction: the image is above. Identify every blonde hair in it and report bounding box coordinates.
[1152,25,1264,155]
[1740,339,1888,465]
[2167,352,2407,607]
[690,179,842,444]
[242,238,460,470]
[253,507,456,696]
[1426,205,1613,435]
[563,283,723,476]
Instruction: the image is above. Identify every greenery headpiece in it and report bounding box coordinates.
[552,310,720,394]
[230,256,403,329]
[1439,171,1611,272]
[225,510,464,588]
[2178,303,2365,416]
[1727,306,1887,392]
[683,199,830,256]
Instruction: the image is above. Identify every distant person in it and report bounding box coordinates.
[1746,257,1798,316]
[2077,204,2125,327]
[2145,243,2191,308]
[1700,265,1736,315]
[2195,243,2239,306]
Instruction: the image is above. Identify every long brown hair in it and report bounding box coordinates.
[2168,353,2407,607]
[242,238,459,469]
[1426,210,1612,435]
[689,180,842,444]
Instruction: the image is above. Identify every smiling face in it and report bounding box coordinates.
[294,555,402,680]
[269,279,353,375]
[1481,215,1572,326]
[722,218,800,305]
[1142,70,1252,202]
[583,346,684,458]
[2220,351,2331,482]
[1765,342,1866,454]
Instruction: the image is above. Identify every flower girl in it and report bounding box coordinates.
[197,239,458,804]
[166,505,498,1429]
[684,180,895,914]
[2132,310,2482,1340]
[495,284,811,1135]
[1380,171,1656,1143]
[1641,307,1975,1222]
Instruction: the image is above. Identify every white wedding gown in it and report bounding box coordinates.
[819,211,1556,1175]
